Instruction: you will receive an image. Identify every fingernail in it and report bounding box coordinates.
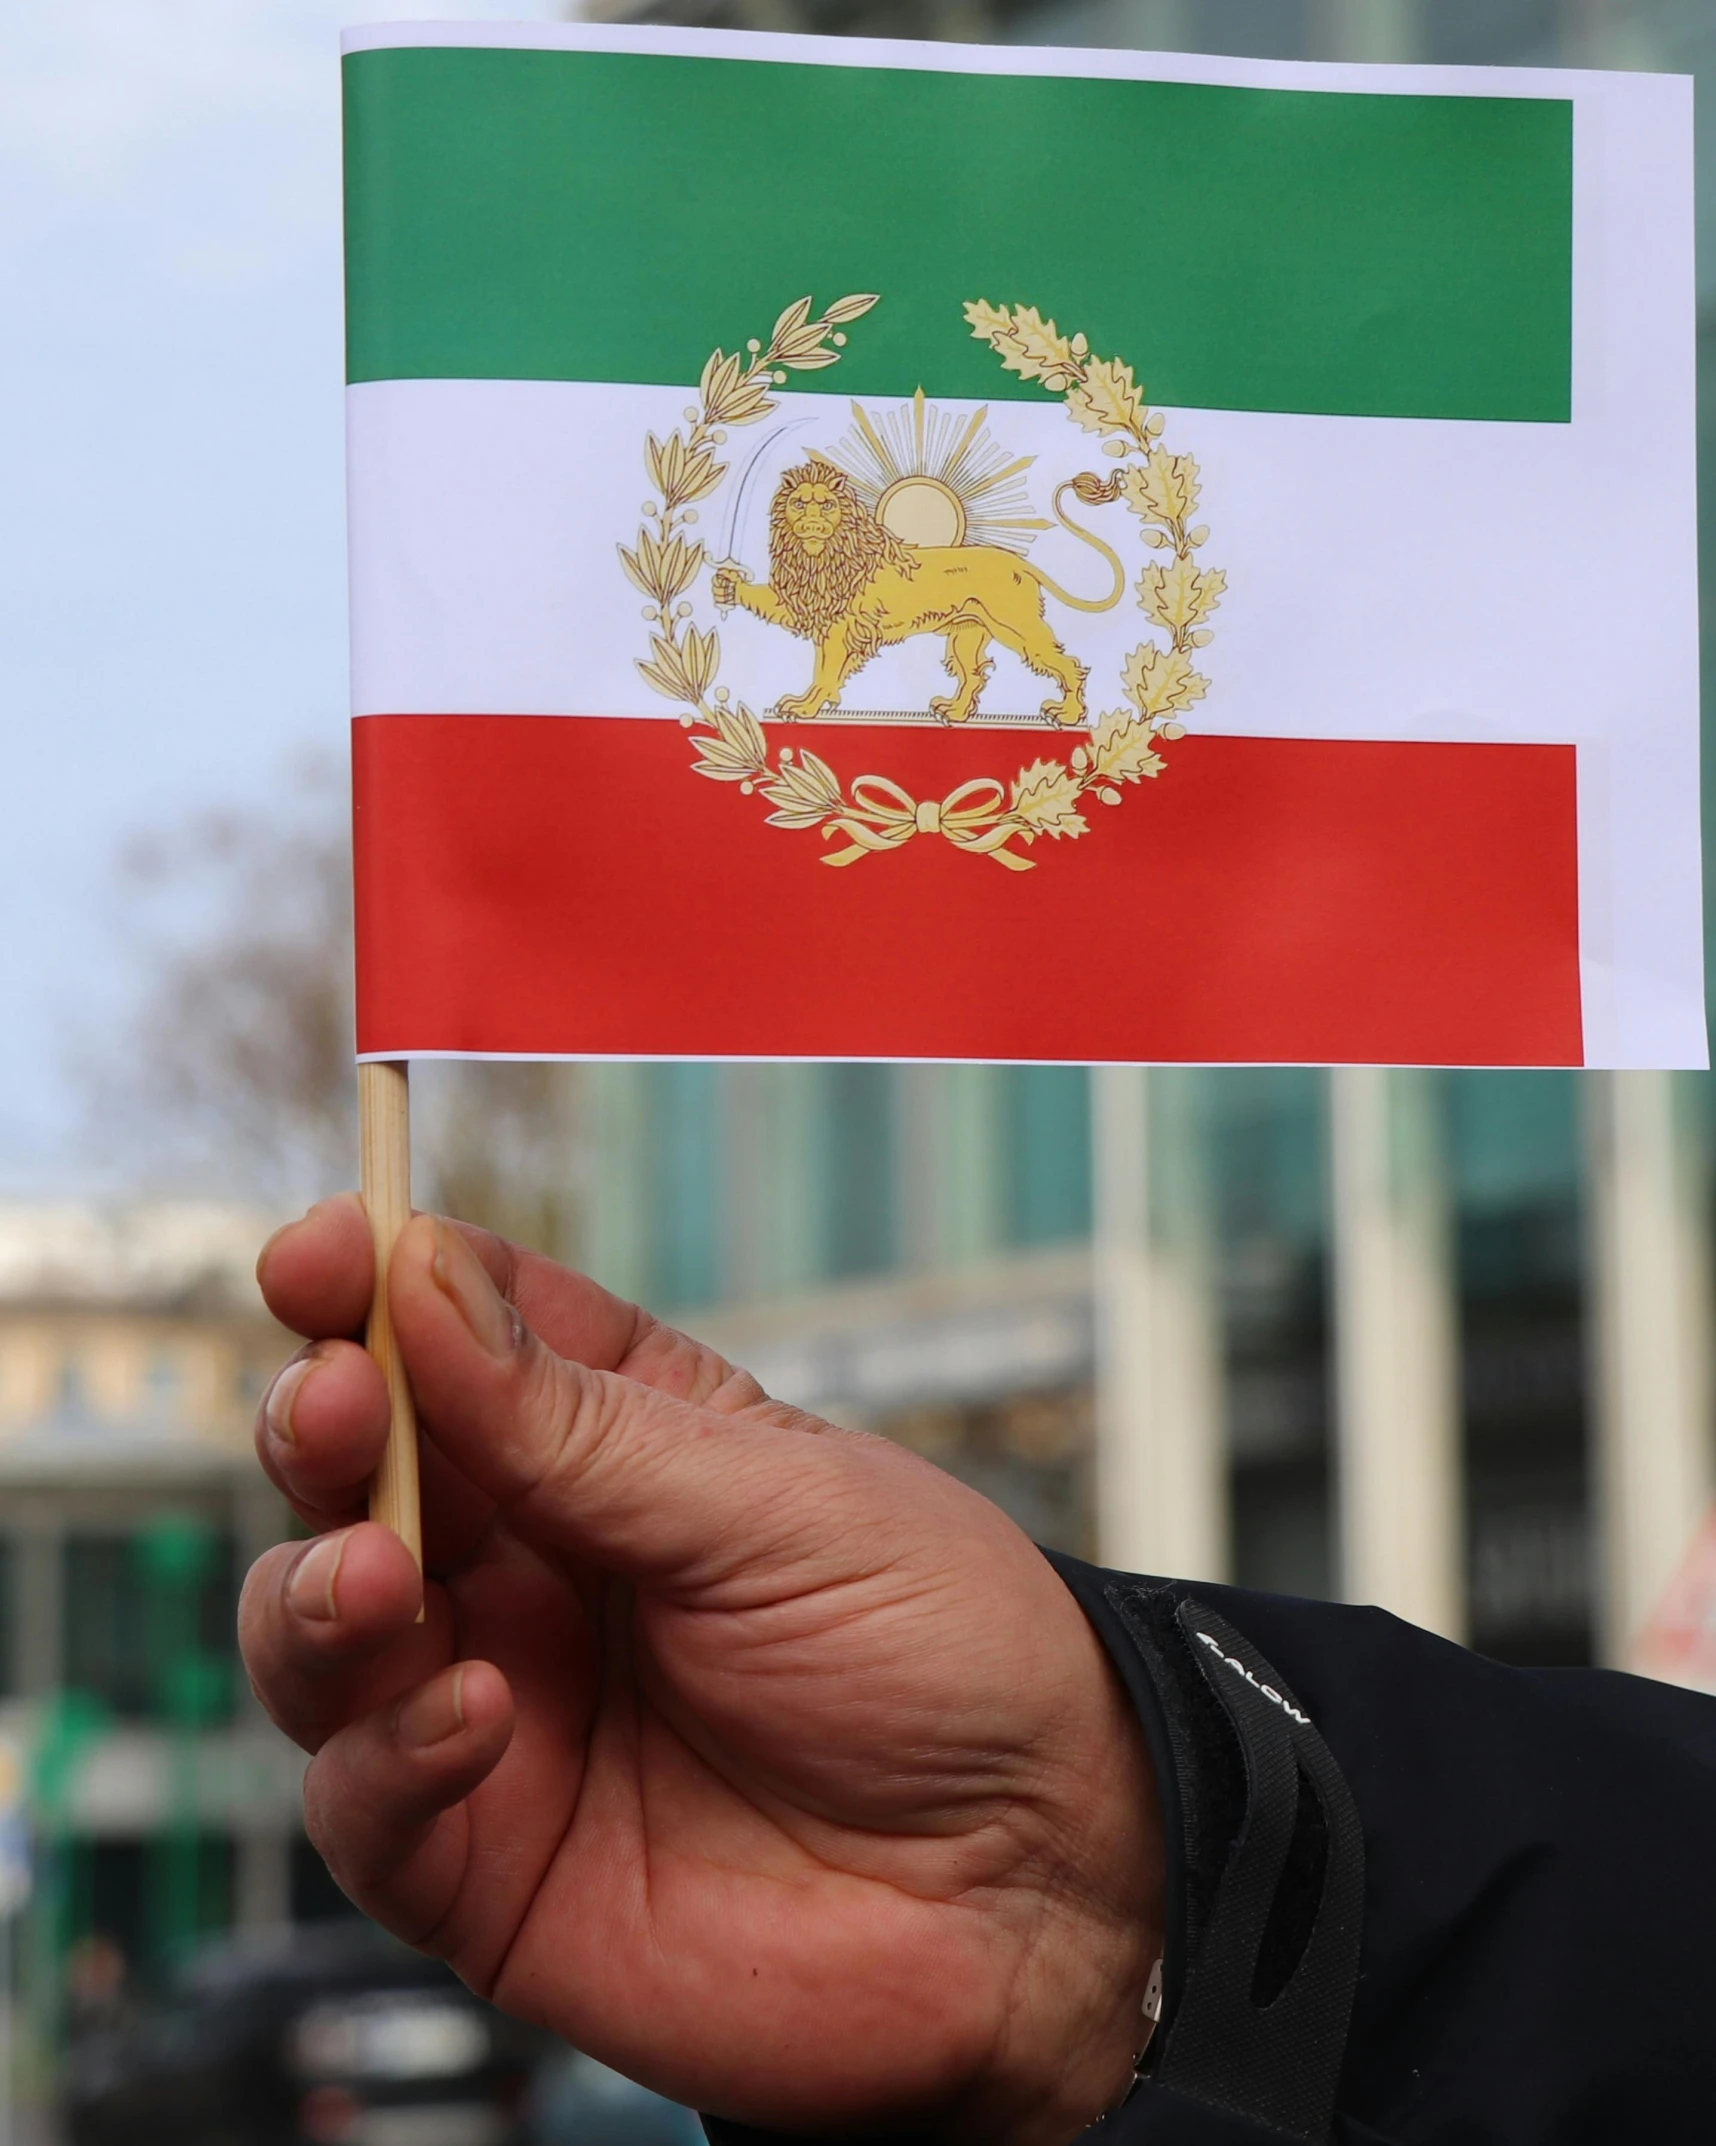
[429,1222,518,1358]
[264,1355,317,1446]
[287,1531,349,1623]
[397,1667,466,1750]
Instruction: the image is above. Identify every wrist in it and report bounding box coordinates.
[961,1618,1165,2146]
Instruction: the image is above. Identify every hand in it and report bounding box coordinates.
[711,562,749,607]
[240,1200,1162,2143]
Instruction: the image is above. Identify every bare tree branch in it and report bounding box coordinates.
[83,757,586,1254]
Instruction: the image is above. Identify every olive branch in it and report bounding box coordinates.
[620,293,879,710]
[622,296,1222,871]
[962,302,1225,831]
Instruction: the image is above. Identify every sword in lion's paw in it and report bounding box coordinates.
[711,559,745,616]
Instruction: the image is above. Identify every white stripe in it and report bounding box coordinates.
[347,380,1659,748]
[347,372,1702,1068]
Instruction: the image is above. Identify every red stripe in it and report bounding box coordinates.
[352,715,1582,1066]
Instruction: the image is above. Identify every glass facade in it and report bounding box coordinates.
[1004,1067,1092,1246]
[562,1059,1703,1657]
[581,1061,1100,1308]
[817,1065,900,1277]
[1210,1070,1333,1601]
[1450,1075,1589,1661]
[644,1063,725,1308]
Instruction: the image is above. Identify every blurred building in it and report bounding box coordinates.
[580,0,1716,81]
[11,1073,1704,2040]
[0,1204,311,2025]
[573,1065,1716,1678]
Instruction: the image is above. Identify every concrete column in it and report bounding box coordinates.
[1092,1067,1227,1580]
[581,1065,650,1303]
[234,1828,292,1933]
[1560,0,1651,68]
[234,1477,286,1577]
[1329,1068,1463,1639]
[1585,1072,1716,1668]
[724,1064,824,1303]
[941,1066,1006,1266]
[897,1068,941,1275]
[900,1067,1004,1272]
[724,1066,770,1304]
[761,1066,820,1297]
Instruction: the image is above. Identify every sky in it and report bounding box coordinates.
[0,0,565,1189]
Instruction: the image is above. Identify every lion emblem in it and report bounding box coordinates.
[710,458,1125,726]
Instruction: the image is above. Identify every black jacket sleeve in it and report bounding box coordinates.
[707,1557,1716,2146]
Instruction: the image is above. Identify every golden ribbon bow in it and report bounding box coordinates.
[821,774,1035,871]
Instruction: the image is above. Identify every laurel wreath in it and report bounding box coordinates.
[621,295,1223,870]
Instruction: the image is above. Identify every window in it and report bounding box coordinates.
[62,1526,238,1721]
[1450,1071,1590,1666]
[1209,1070,1333,1603]
[645,1064,723,1308]
[1002,1068,1091,1246]
[70,1834,236,1988]
[818,1066,898,1278]
[1208,1068,1327,1250]
[57,1352,89,1423]
[64,1539,151,1714]
[1176,0,1311,61]
[143,1350,184,1416]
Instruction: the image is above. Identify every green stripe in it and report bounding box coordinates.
[344,46,1572,422]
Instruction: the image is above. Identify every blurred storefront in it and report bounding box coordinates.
[0,1204,306,2076]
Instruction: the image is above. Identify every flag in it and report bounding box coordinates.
[344,24,1702,1069]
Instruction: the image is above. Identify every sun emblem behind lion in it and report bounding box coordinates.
[712,451,1127,726]
[828,387,1052,554]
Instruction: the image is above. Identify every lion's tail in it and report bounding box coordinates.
[1026,481,1127,614]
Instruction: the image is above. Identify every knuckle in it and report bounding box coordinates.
[237,1542,295,1641]
[707,1366,769,1413]
[519,1352,627,1505]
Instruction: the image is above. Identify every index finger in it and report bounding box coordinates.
[257,1195,646,1367]
[256,1193,375,1341]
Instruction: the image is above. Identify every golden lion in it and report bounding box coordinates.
[710,458,1123,726]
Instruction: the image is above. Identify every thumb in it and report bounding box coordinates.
[387,1215,856,1595]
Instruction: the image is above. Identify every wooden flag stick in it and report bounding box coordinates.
[360,1060,423,1580]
